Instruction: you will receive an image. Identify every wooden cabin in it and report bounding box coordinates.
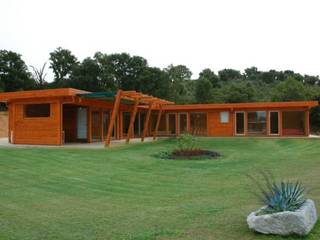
[0,88,318,146]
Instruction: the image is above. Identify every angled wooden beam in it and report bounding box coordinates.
[105,90,122,147]
[126,98,140,143]
[153,105,163,140]
[141,103,153,142]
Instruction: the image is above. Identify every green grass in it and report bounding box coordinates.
[0,138,320,240]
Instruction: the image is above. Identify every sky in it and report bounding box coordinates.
[1,0,320,81]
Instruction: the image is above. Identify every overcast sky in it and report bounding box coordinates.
[1,0,320,80]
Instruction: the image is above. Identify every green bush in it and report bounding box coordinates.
[176,133,198,152]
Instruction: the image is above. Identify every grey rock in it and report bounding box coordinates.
[247,199,318,236]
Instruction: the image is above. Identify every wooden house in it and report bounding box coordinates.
[0,88,317,146]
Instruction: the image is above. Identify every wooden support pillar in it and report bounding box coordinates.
[105,90,122,147]
[153,105,163,140]
[141,103,153,142]
[126,98,140,143]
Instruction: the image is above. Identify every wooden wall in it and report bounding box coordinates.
[0,112,8,138]
[10,99,62,145]
[207,111,233,136]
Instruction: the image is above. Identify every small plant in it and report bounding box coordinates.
[249,171,306,214]
[175,133,198,152]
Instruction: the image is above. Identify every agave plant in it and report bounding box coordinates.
[248,171,306,214]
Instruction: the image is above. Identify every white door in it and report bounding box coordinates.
[77,108,87,139]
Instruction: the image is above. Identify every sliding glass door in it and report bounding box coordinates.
[235,112,245,135]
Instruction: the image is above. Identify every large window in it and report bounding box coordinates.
[190,113,207,136]
[25,104,50,118]
[179,113,188,133]
[282,111,305,136]
[247,111,267,135]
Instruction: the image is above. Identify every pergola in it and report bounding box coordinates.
[79,90,174,147]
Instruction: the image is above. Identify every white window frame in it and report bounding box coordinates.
[220,111,229,123]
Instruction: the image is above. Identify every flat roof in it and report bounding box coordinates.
[0,88,89,102]
[162,101,318,110]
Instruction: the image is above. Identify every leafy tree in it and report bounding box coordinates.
[138,67,171,99]
[198,68,219,87]
[104,53,148,90]
[304,75,319,85]
[272,77,306,101]
[165,64,192,102]
[195,78,213,103]
[218,68,242,82]
[69,57,102,91]
[244,66,260,82]
[49,47,78,87]
[222,81,257,103]
[0,50,35,92]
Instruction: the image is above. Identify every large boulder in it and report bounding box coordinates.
[247,199,318,236]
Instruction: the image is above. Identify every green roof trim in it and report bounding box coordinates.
[77,92,133,104]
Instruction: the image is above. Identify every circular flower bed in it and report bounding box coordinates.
[170,149,220,159]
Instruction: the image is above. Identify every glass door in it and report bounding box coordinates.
[269,111,279,135]
[168,113,177,135]
[179,113,188,134]
[235,112,245,135]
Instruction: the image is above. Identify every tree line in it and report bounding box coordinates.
[1,48,320,129]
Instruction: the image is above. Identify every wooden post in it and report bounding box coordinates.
[153,105,163,140]
[306,109,310,136]
[126,98,140,143]
[141,103,153,142]
[105,90,122,147]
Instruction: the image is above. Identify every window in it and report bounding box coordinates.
[220,112,229,123]
[25,104,50,118]
[247,111,267,135]
[190,113,207,136]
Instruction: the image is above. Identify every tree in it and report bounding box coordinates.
[69,57,102,92]
[244,67,260,82]
[30,62,48,87]
[218,68,242,82]
[103,53,148,90]
[222,81,257,103]
[195,78,213,103]
[0,50,35,92]
[138,67,171,99]
[198,68,219,87]
[272,77,306,101]
[165,64,192,102]
[49,47,78,87]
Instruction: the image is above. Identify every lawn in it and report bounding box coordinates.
[0,138,319,240]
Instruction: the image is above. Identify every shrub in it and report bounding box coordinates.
[249,172,306,214]
[176,133,198,152]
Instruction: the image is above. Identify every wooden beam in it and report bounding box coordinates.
[105,90,122,147]
[141,103,153,142]
[153,105,163,140]
[126,98,140,143]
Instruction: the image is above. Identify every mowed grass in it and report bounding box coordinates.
[0,138,320,240]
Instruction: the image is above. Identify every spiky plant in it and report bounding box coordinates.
[248,171,306,214]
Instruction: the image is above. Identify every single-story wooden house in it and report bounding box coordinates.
[0,88,317,146]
